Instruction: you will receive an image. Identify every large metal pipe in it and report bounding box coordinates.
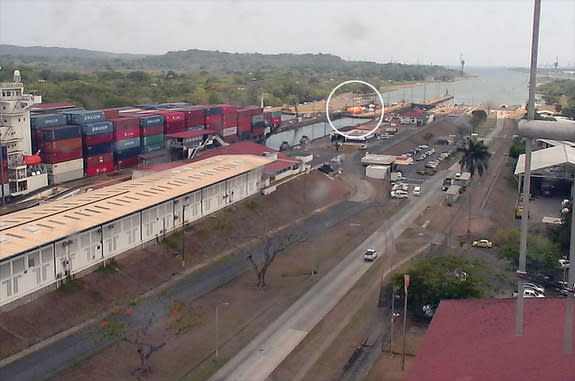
[518,119,575,141]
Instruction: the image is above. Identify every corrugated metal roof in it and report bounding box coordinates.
[515,145,575,175]
[408,298,575,381]
[0,155,271,260]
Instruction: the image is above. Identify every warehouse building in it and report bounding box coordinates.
[0,154,270,308]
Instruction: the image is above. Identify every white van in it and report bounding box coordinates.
[413,186,421,196]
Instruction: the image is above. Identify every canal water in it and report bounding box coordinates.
[267,67,530,149]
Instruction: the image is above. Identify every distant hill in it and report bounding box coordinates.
[0,44,145,59]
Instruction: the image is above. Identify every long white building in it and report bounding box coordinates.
[0,154,270,308]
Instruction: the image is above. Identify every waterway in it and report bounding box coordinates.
[267,67,530,149]
[382,66,529,107]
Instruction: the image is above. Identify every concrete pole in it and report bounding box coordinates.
[565,182,575,354]
[516,0,541,337]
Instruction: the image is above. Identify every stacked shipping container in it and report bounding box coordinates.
[218,104,238,144]
[82,121,114,176]
[110,117,141,169]
[138,114,165,154]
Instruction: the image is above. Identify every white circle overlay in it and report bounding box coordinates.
[325,80,385,140]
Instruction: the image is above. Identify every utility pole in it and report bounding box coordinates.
[517,0,541,338]
[0,145,5,208]
[401,274,410,371]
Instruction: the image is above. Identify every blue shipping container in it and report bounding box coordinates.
[239,131,252,140]
[139,115,165,128]
[188,125,205,131]
[82,121,114,136]
[115,147,141,160]
[114,138,140,151]
[141,144,163,154]
[41,125,82,141]
[31,114,68,129]
[252,121,266,129]
[84,142,113,157]
[66,111,105,125]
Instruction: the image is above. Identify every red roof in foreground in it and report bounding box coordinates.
[401,107,424,118]
[408,298,575,381]
[193,141,299,175]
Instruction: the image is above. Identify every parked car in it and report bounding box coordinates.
[364,249,378,261]
[416,155,426,161]
[413,186,422,196]
[392,183,409,191]
[472,239,493,248]
[514,289,545,298]
[523,282,545,294]
[442,177,453,191]
[559,258,570,269]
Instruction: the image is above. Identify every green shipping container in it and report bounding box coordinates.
[271,110,282,118]
[141,134,164,146]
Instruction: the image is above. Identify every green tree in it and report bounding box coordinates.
[458,138,492,234]
[393,256,483,319]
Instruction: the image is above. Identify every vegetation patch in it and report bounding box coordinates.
[245,200,263,213]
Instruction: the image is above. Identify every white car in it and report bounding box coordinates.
[392,183,408,191]
[413,186,421,196]
[390,190,408,199]
[364,249,377,261]
[559,259,570,269]
[524,283,545,294]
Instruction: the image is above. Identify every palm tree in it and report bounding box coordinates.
[457,138,492,235]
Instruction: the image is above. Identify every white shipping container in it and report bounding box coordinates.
[223,127,238,137]
[49,169,84,184]
[43,158,84,175]
[264,127,271,134]
[366,165,390,179]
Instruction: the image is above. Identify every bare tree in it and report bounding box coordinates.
[247,234,295,288]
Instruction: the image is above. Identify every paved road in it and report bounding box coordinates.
[208,173,446,381]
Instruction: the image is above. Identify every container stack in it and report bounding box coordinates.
[250,108,266,138]
[39,125,83,183]
[1,147,8,195]
[204,106,223,135]
[82,121,114,176]
[236,109,253,140]
[218,104,238,143]
[174,106,205,131]
[155,111,186,135]
[139,114,165,154]
[30,113,68,153]
[110,117,141,169]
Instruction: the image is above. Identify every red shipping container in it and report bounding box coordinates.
[100,108,120,120]
[83,132,114,146]
[85,162,114,177]
[252,128,265,137]
[42,150,83,164]
[223,111,237,128]
[271,117,282,125]
[114,127,140,141]
[140,125,164,137]
[156,111,185,122]
[85,152,114,168]
[110,117,139,131]
[205,114,222,131]
[41,137,82,153]
[173,107,205,127]
[237,118,252,133]
[116,156,139,170]
[165,120,186,133]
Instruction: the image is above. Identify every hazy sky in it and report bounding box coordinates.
[1,0,574,67]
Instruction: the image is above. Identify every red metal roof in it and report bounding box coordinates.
[165,129,217,139]
[31,102,76,110]
[408,298,575,381]
[193,141,299,176]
